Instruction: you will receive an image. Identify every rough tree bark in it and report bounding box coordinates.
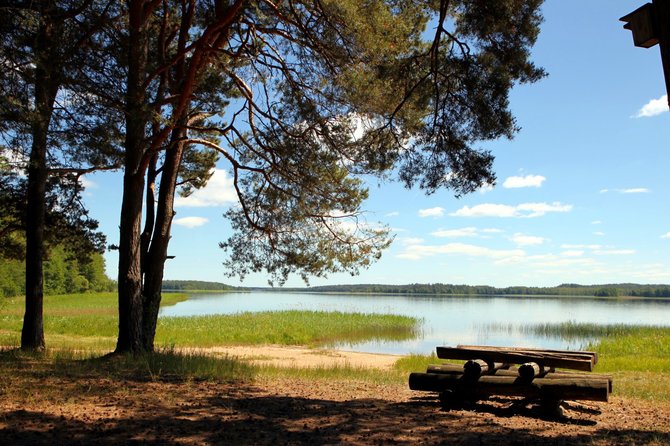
[21,17,58,352]
[141,127,187,351]
[115,0,150,353]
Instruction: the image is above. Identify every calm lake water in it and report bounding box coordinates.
[159,292,670,355]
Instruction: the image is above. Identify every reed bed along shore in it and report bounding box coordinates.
[0,293,419,352]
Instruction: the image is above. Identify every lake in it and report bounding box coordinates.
[159,292,670,355]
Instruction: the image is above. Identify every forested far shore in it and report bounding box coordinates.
[283,283,670,298]
[162,280,238,291]
[159,281,670,298]
[6,273,670,299]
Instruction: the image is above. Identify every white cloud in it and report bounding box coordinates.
[478,183,495,193]
[385,211,400,217]
[561,244,603,250]
[600,188,649,194]
[79,176,97,189]
[430,227,503,239]
[418,207,445,218]
[561,250,584,257]
[511,233,545,246]
[628,263,670,281]
[323,209,386,236]
[173,216,209,228]
[560,244,634,256]
[397,242,524,261]
[662,232,670,239]
[593,231,605,237]
[516,202,573,217]
[634,94,668,118]
[591,220,602,225]
[451,202,572,218]
[431,227,479,238]
[399,237,424,246]
[619,188,650,194]
[593,249,636,256]
[533,257,597,267]
[502,175,546,189]
[174,169,238,207]
[451,203,517,218]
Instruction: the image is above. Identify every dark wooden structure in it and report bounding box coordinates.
[409,345,612,415]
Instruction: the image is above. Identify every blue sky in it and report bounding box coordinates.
[83,1,670,288]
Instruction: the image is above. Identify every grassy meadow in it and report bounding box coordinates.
[1,293,669,402]
[0,292,419,351]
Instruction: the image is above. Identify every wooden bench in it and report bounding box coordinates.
[409,345,612,415]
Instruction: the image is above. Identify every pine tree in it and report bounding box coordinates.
[0,1,120,350]
[112,0,545,352]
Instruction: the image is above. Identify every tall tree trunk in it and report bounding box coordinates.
[140,153,158,274]
[22,117,48,352]
[141,127,186,351]
[115,0,149,354]
[115,166,146,353]
[21,18,58,352]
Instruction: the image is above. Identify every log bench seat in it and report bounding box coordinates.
[408,345,612,415]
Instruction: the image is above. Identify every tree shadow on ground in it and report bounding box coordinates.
[2,383,669,446]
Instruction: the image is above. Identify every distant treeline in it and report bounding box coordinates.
[1,246,115,298]
[300,283,670,298]
[162,280,236,291]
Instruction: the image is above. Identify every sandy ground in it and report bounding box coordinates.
[197,345,403,369]
[2,345,670,445]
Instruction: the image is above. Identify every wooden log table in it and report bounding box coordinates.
[409,345,612,415]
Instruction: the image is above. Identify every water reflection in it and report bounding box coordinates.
[159,292,670,355]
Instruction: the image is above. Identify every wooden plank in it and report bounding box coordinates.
[408,372,609,402]
[437,347,594,371]
[456,345,598,365]
[425,365,613,393]
[456,346,597,365]
[436,346,594,371]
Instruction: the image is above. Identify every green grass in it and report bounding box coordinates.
[0,347,255,383]
[525,321,659,340]
[0,292,422,388]
[476,320,654,343]
[157,311,419,348]
[584,326,670,401]
[0,292,190,350]
[1,292,188,316]
[0,293,421,351]
[394,352,440,373]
